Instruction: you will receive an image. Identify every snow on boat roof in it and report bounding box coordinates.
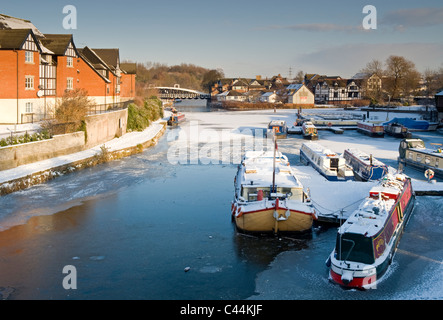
[345,148,387,167]
[241,151,303,188]
[339,173,407,237]
[302,142,338,157]
[268,120,286,126]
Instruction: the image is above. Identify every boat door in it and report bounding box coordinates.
[330,158,339,171]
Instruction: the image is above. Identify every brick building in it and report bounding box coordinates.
[0,14,135,124]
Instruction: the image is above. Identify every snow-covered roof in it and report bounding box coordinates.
[241,151,303,189]
[436,90,443,96]
[0,14,44,38]
[287,84,303,91]
[261,91,276,97]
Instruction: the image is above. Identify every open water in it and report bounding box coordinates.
[0,108,442,300]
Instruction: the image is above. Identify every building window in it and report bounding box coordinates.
[67,56,73,67]
[25,51,34,63]
[25,102,33,113]
[25,76,34,90]
[67,78,74,90]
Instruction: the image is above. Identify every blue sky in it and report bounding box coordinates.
[3,0,443,78]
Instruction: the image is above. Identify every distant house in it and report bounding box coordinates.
[260,91,278,103]
[287,84,314,105]
[314,77,362,104]
[352,73,382,99]
[231,79,249,93]
[216,90,246,102]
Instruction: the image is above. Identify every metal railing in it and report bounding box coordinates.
[87,100,133,115]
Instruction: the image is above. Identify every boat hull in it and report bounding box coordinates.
[328,178,415,289]
[303,134,318,140]
[234,206,314,234]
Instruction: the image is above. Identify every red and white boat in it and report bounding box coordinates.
[357,121,384,137]
[327,172,415,289]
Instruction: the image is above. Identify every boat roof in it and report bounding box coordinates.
[269,120,286,126]
[302,142,338,157]
[345,148,387,167]
[241,151,303,189]
[339,173,407,237]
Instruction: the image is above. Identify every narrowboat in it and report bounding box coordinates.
[167,111,186,126]
[343,149,388,181]
[327,172,415,289]
[302,121,318,140]
[398,139,443,178]
[232,149,316,234]
[267,120,287,139]
[357,121,384,137]
[384,117,437,132]
[384,122,411,138]
[300,142,354,181]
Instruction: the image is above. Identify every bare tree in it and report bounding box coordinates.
[295,70,305,83]
[384,55,420,100]
[361,59,384,77]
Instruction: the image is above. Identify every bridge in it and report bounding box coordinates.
[155,86,211,100]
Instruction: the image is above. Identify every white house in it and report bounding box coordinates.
[287,84,314,105]
[260,91,278,103]
[216,90,247,102]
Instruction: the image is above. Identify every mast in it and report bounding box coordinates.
[272,128,277,194]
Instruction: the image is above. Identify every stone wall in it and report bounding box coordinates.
[0,131,85,170]
[0,108,128,171]
[85,109,128,148]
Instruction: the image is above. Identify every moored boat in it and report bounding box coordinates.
[300,142,354,181]
[267,120,287,139]
[232,150,316,234]
[343,149,388,181]
[384,122,411,138]
[357,121,384,137]
[167,110,186,126]
[302,121,318,140]
[327,172,415,289]
[398,138,443,178]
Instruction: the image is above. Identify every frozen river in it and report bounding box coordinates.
[0,108,442,300]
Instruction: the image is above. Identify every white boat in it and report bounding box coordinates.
[327,172,415,289]
[300,142,354,181]
[232,149,316,234]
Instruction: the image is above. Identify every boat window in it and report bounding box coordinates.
[335,233,375,265]
[408,151,413,160]
[436,159,439,168]
[416,154,422,162]
[425,157,431,165]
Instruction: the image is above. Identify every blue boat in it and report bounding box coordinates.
[343,149,388,181]
[383,118,434,131]
[267,120,287,139]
